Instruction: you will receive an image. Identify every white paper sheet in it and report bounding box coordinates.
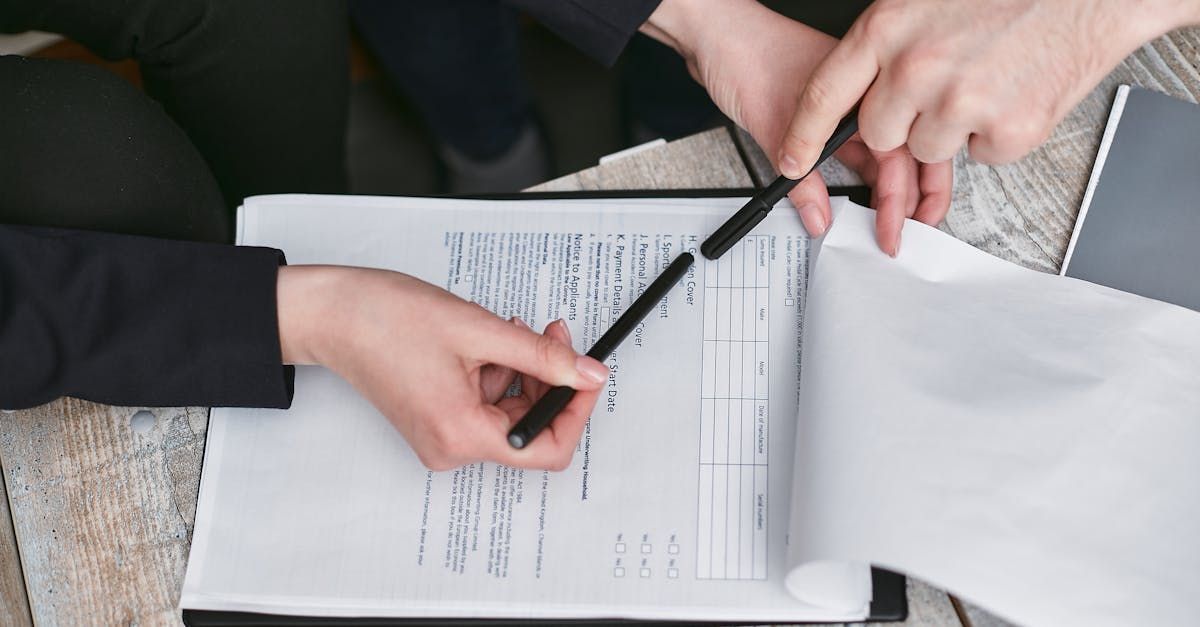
[181,194,871,622]
[790,199,1200,625]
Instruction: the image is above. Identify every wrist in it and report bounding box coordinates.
[640,0,760,61]
[277,265,345,366]
[1119,0,1200,46]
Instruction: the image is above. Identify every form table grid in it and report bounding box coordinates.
[696,236,770,581]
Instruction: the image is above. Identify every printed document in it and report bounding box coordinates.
[183,195,1200,626]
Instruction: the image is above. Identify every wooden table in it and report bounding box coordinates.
[3,27,1198,626]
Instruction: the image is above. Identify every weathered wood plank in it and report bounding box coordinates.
[6,26,1197,623]
[535,127,753,191]
[0,445,32,627]
[944,27,1200,274]
[868,578,966,627]
[957,599,1018,627]
[0,401,206,625]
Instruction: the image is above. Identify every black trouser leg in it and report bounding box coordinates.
[0,55,229,242]
[1,0,350,211]
[351,0,529,161]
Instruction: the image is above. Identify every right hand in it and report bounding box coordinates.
[776,0,1198,175]
[275,265,608,471]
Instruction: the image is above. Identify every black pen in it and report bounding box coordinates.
[507,252,696,449]
[700,109,859,260]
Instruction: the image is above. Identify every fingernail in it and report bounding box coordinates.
[511,316,526,327]
[576,356,608,384]
[555,319,573,344]
[799,204,827,236]
[779,154,802,179]
[888,235,901,258]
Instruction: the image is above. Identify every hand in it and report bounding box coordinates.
[776,0,1200,183]
[275,265,608,471]
[641,0,953,255]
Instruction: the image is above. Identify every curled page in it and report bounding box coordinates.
[787,200,1200,625]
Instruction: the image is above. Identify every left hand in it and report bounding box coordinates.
[277,265,607,471]
[641,0,953,256]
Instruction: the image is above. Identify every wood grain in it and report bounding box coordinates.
[874,579,967,627]
[940,27,1200,275]
[535,127,753,191]
[0,447,32,627]
[0,401,206,625]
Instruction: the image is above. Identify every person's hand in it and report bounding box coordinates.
[641,0,953,255]
[776,0,1200,192]
[275,265,608,471]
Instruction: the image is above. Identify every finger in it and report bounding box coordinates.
[907,112,969,164]
[904,160,920,218]
[856,72,918,153]
[912,160,954,226]
[480,364,517,404]
[871,148,920,256]
[778,40,880,179]
[479,317,526,402]
[521,320,574,401]
[785,170,832,237]
[475,385,601,471]
[495,394,533,429]
[468,315,607,391]
[832,140,878,186]
[967,117,1050,165]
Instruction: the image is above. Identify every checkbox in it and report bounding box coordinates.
[615,542,626,554]
[784,298,795,306]
[639,568,651,578]
[613,567,625,578]
[667,568,679,579]
[667,543,679,555]
[641,543,652,554]
[465,275,474,283]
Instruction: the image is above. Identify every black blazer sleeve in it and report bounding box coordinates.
[0,225,294,410]
[507,0,663,66]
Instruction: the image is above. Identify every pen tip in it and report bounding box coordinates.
[508,433,526,449]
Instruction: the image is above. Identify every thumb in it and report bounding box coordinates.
[471,317,608,391]
[778,38,878,178]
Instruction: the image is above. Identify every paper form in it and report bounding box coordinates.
[182,195,870,621]
[183,194,1198,625]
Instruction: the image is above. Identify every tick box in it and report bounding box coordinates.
[613,567,625,578]
[667,543,680,555]
[667,568,679,579]
[615,542,626,554]
[640,543,652,554]
[639,568,651,578]
[784,298,795,307]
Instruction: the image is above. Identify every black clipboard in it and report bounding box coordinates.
[183,185,907,626]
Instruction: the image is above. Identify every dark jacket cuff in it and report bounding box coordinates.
[0,225,295,409]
